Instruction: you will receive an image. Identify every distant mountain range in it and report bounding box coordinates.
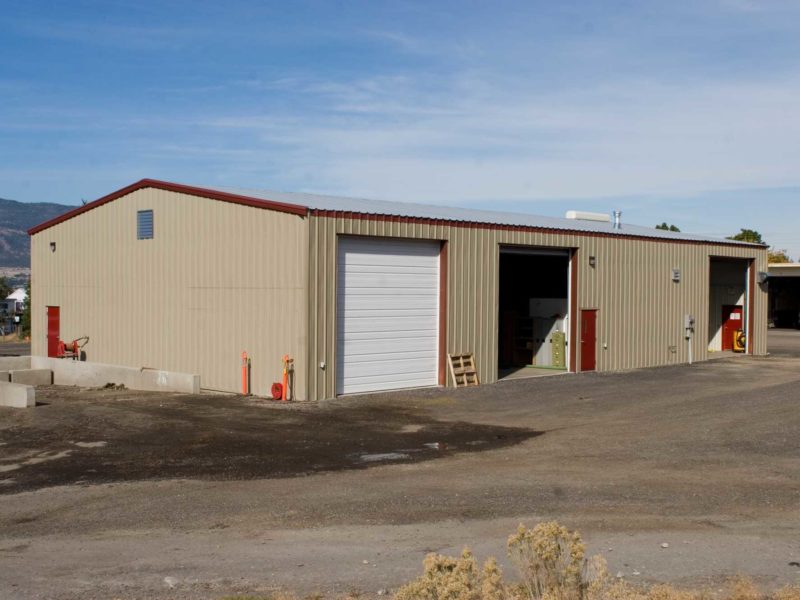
[0,197,74,267]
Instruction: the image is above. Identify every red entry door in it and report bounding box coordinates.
[721,305,743,351]
[580,309,597,372]
[47,306,60,358]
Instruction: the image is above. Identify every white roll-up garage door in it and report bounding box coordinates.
[336,236,440,395]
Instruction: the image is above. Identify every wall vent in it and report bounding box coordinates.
[137,209,154,240]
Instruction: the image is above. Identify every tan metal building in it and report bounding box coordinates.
[29,179,768,401]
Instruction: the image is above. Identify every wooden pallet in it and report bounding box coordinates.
[448,353,479,387]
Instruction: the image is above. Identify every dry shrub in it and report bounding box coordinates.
[581,577,642,600]
[774,585,800,600]
[394,548,508,600]
[506,521,594,600]
[219,594,300,600]
[389,525,795,600]
[393,521,604,600]
[728,577,763,600]
[647,584,707,600]
[220,593,353,600]
[482,557,509,600]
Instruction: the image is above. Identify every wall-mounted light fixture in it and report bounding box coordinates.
[672,268,681,282]
[588,255,596,268]
[50,242,56,253]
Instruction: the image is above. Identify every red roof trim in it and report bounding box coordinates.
[27,179,765,251]
[310,209,763,249]
[27,178,309,235]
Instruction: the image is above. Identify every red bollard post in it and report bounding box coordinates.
[241,351,249,395]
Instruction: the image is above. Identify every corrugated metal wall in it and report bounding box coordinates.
[31,188,309,397]
[31,195,767,402]
[307,215,768,401]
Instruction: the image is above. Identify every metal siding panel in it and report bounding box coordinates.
[302,215,767,400]
[31,188,309,398]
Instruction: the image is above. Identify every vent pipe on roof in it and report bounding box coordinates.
[613,210,622,230]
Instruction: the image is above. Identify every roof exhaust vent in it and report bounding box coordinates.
[565,210,611,223]
[613,210,622,230]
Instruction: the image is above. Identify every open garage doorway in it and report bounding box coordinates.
[768,269,800,329]
[708,258,751,353]
[498,247,570,380]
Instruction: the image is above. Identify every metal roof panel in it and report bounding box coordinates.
[206,184,760,246]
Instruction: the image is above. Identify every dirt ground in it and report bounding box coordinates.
[1,331,799,599]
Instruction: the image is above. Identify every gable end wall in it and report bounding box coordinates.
[31,188,309,397]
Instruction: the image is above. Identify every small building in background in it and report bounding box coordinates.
[2,287,26,333]
[5,288,27,312]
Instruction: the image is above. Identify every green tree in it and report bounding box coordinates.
[655,222,681,232]
[0,276,12,301]
[20,278,30,338]
[727,228,764,244]
[768,248,792,263]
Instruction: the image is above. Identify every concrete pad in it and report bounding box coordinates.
[30,356,200,393]
[0,380,35,408]
[10,369,53,386]
[0,356,31,371]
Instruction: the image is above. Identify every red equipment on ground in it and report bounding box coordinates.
[55,336,89,360]
[281,355,293,401]
[270,355,294,401]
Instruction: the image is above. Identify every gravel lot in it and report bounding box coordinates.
[1,330,799,599]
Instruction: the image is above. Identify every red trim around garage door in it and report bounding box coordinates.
[748,260,755,354]
[570,249,579,372]
[439,241,448,386]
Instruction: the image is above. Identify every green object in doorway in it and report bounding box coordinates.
[552,332,566,369]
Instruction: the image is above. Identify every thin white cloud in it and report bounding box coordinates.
[361,29,481,61]
[197,71,800,203]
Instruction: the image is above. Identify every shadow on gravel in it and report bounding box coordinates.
[0,391,541,494]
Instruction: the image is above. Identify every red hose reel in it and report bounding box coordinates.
[56,336,89,360]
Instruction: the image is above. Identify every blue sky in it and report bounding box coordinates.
[2,0,798,256]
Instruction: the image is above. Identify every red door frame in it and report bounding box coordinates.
[747,260,755,354]
[721,305,743,351]
[46,306,60,358]
[438,241,448,385]
[580,309,597,372]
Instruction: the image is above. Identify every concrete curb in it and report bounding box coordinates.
[10,369,53,386]
[0,380,35,408]
[30,356,200,393]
